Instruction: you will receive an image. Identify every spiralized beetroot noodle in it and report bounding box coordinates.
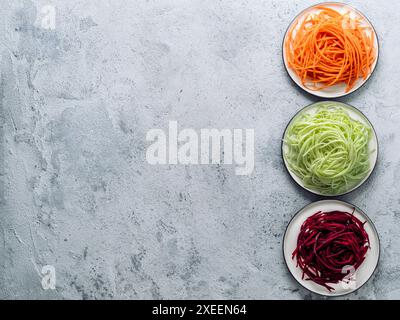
[292,210,370,291]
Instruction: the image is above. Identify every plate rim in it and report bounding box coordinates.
[281,100,379,197]
[281,1,380,99]
[282,199,381,297]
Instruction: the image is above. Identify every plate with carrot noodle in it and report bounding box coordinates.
[282,101,378,196]
[283,2,378,98]
[283,199,380,296]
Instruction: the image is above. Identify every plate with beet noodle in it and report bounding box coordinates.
[283,200,379,296]
[283,2,379,98]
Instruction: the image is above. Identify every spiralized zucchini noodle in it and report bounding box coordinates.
[284,103,372,195]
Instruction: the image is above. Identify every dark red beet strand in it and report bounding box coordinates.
[292,210,370,291]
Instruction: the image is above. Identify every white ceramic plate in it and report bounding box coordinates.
[283,2,379,98]
[282,101,378,196]
[283,199,380,296]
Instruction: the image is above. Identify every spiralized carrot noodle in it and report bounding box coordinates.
[285,5,376,92]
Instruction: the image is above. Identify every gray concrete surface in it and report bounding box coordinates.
[1,0,400,300]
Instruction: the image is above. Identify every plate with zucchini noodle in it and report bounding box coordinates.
[282,101,378,196]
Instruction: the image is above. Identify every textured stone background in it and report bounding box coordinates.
[1,0,399,300]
